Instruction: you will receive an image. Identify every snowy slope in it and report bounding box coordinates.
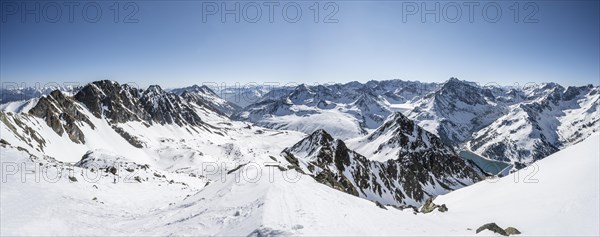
[2,133,597,236]
[0,144,206,236]
[436,132,600,236]
[0,98,39,113]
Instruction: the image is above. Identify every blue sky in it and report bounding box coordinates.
[1,1,599,88]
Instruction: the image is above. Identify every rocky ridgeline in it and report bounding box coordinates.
[28,80,213,145]
[282,113,481,206]
[29,90,95,144]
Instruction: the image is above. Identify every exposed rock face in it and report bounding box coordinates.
[364,112,456,158]
[281,130,363,196]
[74,80,150,123]
[26,81,217,145]
[29,90,94,144]
[0,112,47,152]
[352,112,482,203]
[282,126,481,206]
[111,125,145,148]
[75,81,206,127]
[140,85,204,126]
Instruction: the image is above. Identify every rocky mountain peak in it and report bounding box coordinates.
[354,111,460,168]
[75,80,147,123]
[437,77,487,106]
[283,118,481,206]
[138,86,205,126]
[144,85,166,96]
[309,128,334,141]
[368,112,418,141]
[284,129,336,159]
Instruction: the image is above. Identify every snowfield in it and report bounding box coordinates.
[1,131,598,236]
[436,132,600,236]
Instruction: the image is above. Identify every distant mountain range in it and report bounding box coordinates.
[227,78,599,168]
[3,78,598,169]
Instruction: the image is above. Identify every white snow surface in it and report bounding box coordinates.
[0,98,39,113]
[2,130,598,236]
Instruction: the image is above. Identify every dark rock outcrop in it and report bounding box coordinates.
[504,227,521,235]
[352,112,482,204]
[26,81,218,145]
[29,90,94,144]
[476,223,508,236]
[282,125,481,206]
[75,81,207,127]
[74,80,149,123]
[419,198,448,213]
[476,223,521,236]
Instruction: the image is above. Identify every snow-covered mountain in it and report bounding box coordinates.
[282,124,480,206]
[405,78,506,145]
[350,112,456,162]
[233,80,438,139]
[467,84,599,168]
[407,80,599,167]
[235,78,599,167]
[172,84,275,108]
[170,85,241,116]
